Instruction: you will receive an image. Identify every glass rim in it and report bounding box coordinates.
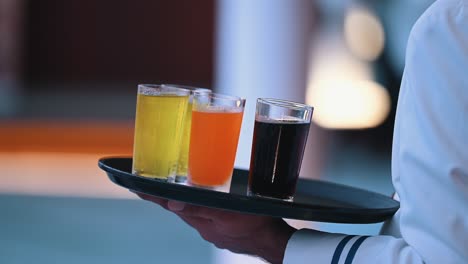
[162,84,211,93]
[193,91,246,103]
[138,84,191,95]
[257,98,313,111]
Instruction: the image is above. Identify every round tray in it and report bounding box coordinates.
[98,157,399,223]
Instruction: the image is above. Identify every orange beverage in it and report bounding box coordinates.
[188,110,244,186]
[188,92,245,188]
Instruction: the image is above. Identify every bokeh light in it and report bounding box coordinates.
[344,7,385,61]
[306,38,391,129]
[308,80,390,129]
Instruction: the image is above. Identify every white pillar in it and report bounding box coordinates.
[215,0,315,169]
[213,2,321,261]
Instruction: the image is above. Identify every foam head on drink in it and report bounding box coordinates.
[132,85,189,180]
[188,104,244,188]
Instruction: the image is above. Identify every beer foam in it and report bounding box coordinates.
[139,89,181,97]
[138,85,189,96]
[256,116,307,124]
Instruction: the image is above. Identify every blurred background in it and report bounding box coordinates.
[0,0,434,263]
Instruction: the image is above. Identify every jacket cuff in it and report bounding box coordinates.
[284,228,352,264]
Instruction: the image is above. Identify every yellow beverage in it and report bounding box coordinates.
[132,92,189,179]
[177,102,193,176]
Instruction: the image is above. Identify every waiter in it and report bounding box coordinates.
[137,0,468,263]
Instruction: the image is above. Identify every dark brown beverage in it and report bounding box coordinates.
[248,119,310,200]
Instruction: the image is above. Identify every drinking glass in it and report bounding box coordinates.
[132,84,190,180]
[247,98,313,201]
[188,92,246,190]
[163,84,212,182]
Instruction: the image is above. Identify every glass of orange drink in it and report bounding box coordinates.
[188,92,246,190]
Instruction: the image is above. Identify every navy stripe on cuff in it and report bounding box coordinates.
[344,236,370,264]
[331,235,356,264]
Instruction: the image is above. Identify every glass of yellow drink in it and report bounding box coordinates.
[164,84,211,183]
[132,84,190,181]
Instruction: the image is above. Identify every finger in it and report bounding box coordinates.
[168,201,241,221]
[166,201,230,223]
[134,192,169,210]
[167,201,217,219]
[177,214,212,229]
[167,200,186,212]
[176,215,218,242]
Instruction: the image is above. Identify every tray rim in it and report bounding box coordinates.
[99,156,399,223]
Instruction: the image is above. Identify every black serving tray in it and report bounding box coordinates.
[99,157,399,223]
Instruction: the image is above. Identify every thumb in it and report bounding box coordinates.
[168,200,186,212]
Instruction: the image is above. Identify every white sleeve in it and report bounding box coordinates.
[284,0,468,263]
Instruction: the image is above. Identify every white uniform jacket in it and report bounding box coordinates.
[284,0,468,263]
